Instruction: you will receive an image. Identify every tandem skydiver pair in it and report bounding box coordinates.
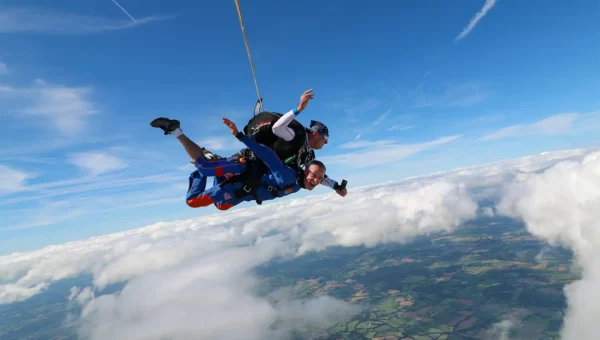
[150,88,347,211]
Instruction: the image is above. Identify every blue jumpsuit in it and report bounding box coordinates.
[186,133,302,210]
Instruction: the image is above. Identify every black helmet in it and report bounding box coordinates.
[307,120,329,142]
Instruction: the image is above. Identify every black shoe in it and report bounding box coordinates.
[239,148,256,160]
[150,117,180,135]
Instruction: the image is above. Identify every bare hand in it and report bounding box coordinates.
[336,188,347,197]
[222,116,239,136]
[296,88,314,113]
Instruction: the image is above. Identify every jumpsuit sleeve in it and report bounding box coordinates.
[321,175,338,189]
[271,108,299,142]
[236,132,296,185]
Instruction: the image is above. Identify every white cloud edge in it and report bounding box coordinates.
[1,78,99,136]
[479,113,582,141]
[0,7,175,34]
[0,165,30,195]
[67,150,129,176]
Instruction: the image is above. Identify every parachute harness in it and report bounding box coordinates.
[234,0,264,112]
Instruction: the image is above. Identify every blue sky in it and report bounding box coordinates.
[0,0,599,255]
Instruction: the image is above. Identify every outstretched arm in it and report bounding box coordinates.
[222,117,296,185]
[272,89,314,141]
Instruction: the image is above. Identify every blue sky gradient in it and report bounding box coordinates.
[0,0,599,254]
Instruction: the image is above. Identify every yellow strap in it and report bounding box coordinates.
[234,0,264,112]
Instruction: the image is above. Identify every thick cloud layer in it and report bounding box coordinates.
[76,241,359,340]
[497,151,600,340]
[1,147,598,339]
[0,175,481,338]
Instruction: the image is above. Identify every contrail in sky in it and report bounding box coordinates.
[454,0,497,42]
[111,0,137,23]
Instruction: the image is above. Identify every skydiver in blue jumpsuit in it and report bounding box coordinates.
[150,116,327,210]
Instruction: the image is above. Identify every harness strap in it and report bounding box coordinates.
[219,158,303,204]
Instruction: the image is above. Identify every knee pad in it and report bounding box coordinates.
[216,202,234,210]
[186,194,213,208]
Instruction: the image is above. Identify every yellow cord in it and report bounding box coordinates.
[234,0,264,112]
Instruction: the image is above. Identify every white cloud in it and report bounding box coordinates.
[373,108,391,125]
[487,319,515,340]
[3,200,87,231]
[409,147,593,204]
[387,124,414,131]
[76,243,360,340]
[480,113,580,141]
[324,135,461,168]
[0,171,183,208]
[330,98,381,122]
[535,246,554,263]
[485,309,529,340]
[0,175,479,297]
[26,79,98,135]
[414,69,432,92]
[68,150,128,176]
[496,151,600,340]
[0,282,49,304]
[576,111,600,132]
[481,206,495,217]
[0,155,59,165]
[0,62,7,75]
[414,82,488,108]
[454,0,497,42]
[1,146,599,338]
[0,165,29,195]
[0,170,480,339]
[1,79,98,136]
[0,7,173,35]
[0,172,189,230]
[197,136,239,153]
[69,286,95,306]
[339,139,396,149]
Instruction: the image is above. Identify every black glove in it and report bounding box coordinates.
[333,180,347,191]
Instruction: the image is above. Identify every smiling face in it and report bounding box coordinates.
[303,163,326,190]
